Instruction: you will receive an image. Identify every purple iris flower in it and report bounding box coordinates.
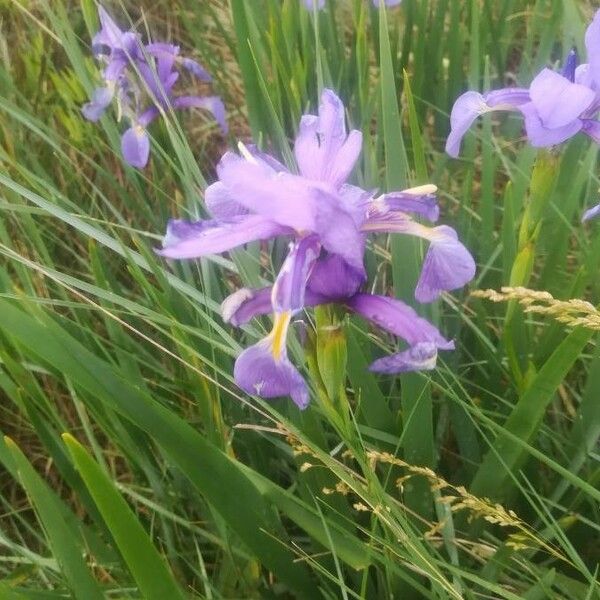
[158,89,474,408]
[446,9,600,158]
[82,7,226,169]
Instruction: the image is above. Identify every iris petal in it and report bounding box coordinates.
[121,126,150,168]
[157,215,290,259]
[528,68,594,129]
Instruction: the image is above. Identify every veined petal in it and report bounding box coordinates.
[521,101,583,146]
[346,293,454,348]
[313,189,366,273]
[369,342,442,374]
[162,218,217,247]
[157,215,290,259]
[446,89,529,158]
[121,126,150,168]
[372,184,439,222]
[445,91,488,158]
[234,314,309,409]
[217,154,318,231]
[307,253,365,299]
[172,95,228,134]
[205,181,247,222]
[363,215,475,301]
[529,68,595,129]
[414,225,476,302]
[222,286,328,326]
[272,236,321,314]
[294,89,361,187]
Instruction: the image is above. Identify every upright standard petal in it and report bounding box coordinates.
[157,215,290,259]
[528,68,595,129]
[294,89,362,188]
[121,126,150,168]
[234,314,309,409]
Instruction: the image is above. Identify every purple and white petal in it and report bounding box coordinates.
[294,89,361,187]
[157,215,290,259]
[222,286,328,326]
[520,102,583,147]
[374,184,439,222]
[346,293,454,348]
[312,189,366,273]
[528,68,595,129]
[204,181,248,222]
[181,57,212,82]
[446,88,530,158]
[303,0,326,10]
[121,126,150,168]
[369,342,441,374]
[582,203,600,222]
[82,86,114,122]
[272,236,321,315]
[172,95,228,134]
[445,91,488,158]
[162,218,217,247]
[414,225,476,302]
[234,323,309,409]
[217,154,317,231]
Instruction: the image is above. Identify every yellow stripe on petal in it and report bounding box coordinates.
[270,312,291,360]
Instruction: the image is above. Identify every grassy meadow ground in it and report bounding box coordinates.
[1,0,600,598]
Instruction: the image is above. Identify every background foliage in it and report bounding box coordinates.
[0,0,599,597]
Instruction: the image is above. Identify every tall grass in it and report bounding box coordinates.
[0,0,599,597]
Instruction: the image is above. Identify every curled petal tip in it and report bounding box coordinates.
[582,203,600,223]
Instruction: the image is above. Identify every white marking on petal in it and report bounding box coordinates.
[237,141,259,164]
[220,288,254,323]
[402,184,437,196]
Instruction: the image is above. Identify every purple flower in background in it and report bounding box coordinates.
[446,9,600,158]
[158,89,474,408]
[82,7,226,168]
